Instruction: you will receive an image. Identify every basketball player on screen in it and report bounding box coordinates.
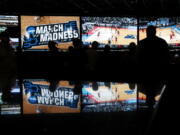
[97,31,100,38]
[108,38,111,45]
[170,30,175,41]
[115,36,118,43]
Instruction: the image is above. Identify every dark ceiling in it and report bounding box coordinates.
[0,0,180,16]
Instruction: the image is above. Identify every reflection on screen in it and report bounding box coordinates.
[0,15,19,50]
[137,83,165,109]
[21,16,80,51]
[23,79,81,114]
[82,82,137,112]
[82,17,137,48]
[0,80,21,115]
[139,17,180,47]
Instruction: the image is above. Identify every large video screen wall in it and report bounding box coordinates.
[0,15,179,51]
[0,15,178,52]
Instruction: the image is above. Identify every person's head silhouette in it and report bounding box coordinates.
[0,31,10,44]
[129,42,136,55]
[68,46,74,52]
[48,41,58,52]
[72,38,82,49]
[146,25,156,38]
[104,45,110,52]
[91,41,99,49]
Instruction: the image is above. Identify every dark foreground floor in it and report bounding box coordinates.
[1,70,177,135]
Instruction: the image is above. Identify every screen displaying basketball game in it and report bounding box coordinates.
[82,17,137,48]
[21,16,80,51]
[0,79,21,115]
[23,79,81,114]
[0,15,19,51]
[139,17,180,47]
[82,82,137,112]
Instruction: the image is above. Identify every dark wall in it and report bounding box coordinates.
[0,0,180,16]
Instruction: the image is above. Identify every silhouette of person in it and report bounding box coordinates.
[85,41,99,71]
[104,45,111,54]
[48,41,59,53]
[129,42,136,56]
[122,42,137,65]
[69,38,87,72]
[0,74,16,102]
[137,82,164,110]
[0,32,16,72]
[68,46,74,53]
[0,32,16,103]
[92,82,99,91]
[73,81,82,95]
[137,25,170,67]
[104,82,111,89]
[48,79,59,92]
[129,83,136,90]
[72,38,82,49]
[100,45,112,71]
[47,41,59,74]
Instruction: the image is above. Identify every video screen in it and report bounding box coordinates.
[0,15,19,51]
[137,83,165,109]
[139,17,180,47]
[0,79,21,115]
[21,16,80,51]
[23,79,81,114]
[82,82,137,112]
[82,17,137,48]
